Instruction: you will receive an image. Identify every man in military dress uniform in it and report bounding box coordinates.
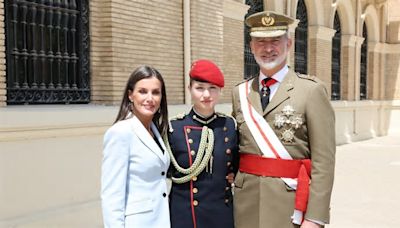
[167,60,239,228]
[232,11,335,228]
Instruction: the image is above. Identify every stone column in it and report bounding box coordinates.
[288,20,299,68]
[341,35,357,100]
[341,35,364,101]
[378,43,387,100]
[383,43,400,100]
[308,25,336,96]
[367,41,383,100]
[354,36,365,101]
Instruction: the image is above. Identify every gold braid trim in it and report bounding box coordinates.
[165,126,214,184]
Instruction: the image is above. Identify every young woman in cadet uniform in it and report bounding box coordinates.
[166,59,238,228]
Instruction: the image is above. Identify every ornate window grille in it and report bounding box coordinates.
[331,12,341,100]
[244,0,263,79]
[5,0,90,104]
[360,23,368,100]
[295,0,308,74]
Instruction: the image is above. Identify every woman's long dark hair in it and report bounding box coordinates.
[114,65,169,135]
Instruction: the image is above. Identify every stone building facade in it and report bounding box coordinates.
[0,0,399,226]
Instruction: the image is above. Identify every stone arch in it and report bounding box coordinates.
[333,0,356,34]
[291,0,323,25]
[264,0,285,13]
[361,4,380,42]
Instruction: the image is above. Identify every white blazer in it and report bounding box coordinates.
[101,116,171,228]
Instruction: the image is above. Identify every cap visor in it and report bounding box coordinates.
[250,30,287,38]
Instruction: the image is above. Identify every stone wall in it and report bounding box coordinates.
[222,17,245,102]
[190,0,224,71]
[90,0,184,105]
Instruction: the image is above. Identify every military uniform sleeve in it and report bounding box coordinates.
[232,130,240,174]
[166,128,176,178]
[231,86,239,119]
[304,82,336,223]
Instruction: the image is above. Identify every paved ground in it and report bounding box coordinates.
[1,132,399,227]
[327,133,400,228]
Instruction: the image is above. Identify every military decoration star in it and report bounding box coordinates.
[282,105,295,116]
[290,115,303,129]
[281,129,295,143]
[274,113,285,128]
[274,105,304,143]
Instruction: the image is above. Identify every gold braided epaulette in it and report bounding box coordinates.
[296,72,318,82]
[170,112,186,120]
[234,75,256,87]
[216,112,237,130]
[168,112,187,133]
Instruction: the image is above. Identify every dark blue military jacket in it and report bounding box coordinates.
[168,109,238,228]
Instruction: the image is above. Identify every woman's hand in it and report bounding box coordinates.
[226,172,235,184]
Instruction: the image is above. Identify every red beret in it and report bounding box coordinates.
[189,59,224,88]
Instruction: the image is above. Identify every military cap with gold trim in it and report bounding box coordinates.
[245,11,295,38]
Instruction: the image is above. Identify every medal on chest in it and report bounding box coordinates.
[274,105,304,143]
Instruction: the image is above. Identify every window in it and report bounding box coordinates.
[5,0,90,104]
[295,0,308,74]
[331,12,341,100]
[360,23,368,100]
[243,0,263,79]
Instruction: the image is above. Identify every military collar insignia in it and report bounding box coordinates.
[193,114,217,125]
[192,108,217,125]
[274,105,303,143]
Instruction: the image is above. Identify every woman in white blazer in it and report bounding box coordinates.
[101,66,171,228]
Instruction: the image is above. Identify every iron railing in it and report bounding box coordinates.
[5,0,90,104]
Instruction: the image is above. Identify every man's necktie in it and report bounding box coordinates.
[261,77,277,110]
